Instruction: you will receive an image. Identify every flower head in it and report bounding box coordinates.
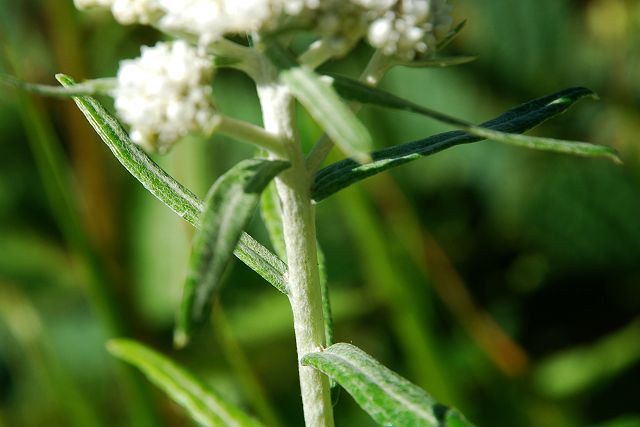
[74,0,162,25]
[366,0,453,60]
[114,41,216,153]
[75,0,453,61]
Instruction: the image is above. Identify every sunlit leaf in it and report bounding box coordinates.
[302,343,474,427]
[398,55,477,68]
[176,159,289,347]
[282,67,372,163]
[260,182,287,261]
[56,74,288,295]
[108,339,264,427]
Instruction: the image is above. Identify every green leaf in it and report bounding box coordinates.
[259,182,287,261]
[312,87,616,201]
[1,73,115,97]
[398,55,477,69]
[279,66,372,163]
[107,339,265,427]
[436,20,468,51]
[55,74,289,295]
[302,343,474,427]
[328,74,619,163]
[176,159,289,347]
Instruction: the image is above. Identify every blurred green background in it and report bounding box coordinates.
[1,0,639,426]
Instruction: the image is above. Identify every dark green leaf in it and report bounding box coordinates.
[108,339,265,427]
[312,87,614,201]
[176,159,289,347]
[302,343,474,427]
[56,74,289,295]
[328,75,619,163]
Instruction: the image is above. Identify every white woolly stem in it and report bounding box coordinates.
[256,62,334,427]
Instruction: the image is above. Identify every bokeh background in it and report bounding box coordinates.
[1,0,639,426]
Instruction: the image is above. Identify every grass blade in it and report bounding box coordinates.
[302,343,474,427]
[328,75,619,163]
[275,60,372,163]
[312,86,612,201]
[55,73,289,295]
[108,339,265,427]
[176,159,289,347]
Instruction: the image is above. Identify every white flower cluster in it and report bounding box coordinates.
[75,0,452,59]
[366,0,454,60]
[114,41,215,153]
[76,0,453,152]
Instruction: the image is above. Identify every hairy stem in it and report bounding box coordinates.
[256,62,334,427]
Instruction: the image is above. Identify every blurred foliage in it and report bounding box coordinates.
[0,0,639,426]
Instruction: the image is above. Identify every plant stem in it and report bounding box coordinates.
[256,62,334,427]
[215,114,287,156]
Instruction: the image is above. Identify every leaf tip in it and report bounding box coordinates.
[105,338,127,357]
[55,73,74,87]
[610,153,624,165]
[173,328,190,349]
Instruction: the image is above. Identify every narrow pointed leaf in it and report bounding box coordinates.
[176,159,289,347]
[329,75,619,163]
[107,339,265,427]
[280,66,372,163]
[312,87,616,201]
[259,182,287,261]
[56,74,288,295]
[1,73,115,97]
[302,343,475,427]
[398,55,477,68]
[436,20,468,51]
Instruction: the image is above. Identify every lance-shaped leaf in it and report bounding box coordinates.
[302,343,475,427]
[328,74,619,163]
[283,67,372,163]
[398,55,477,69]
[312,87,615,201]
[267,45,372,163]
[56,74,289,295]
[176,159,290,347]
[259,182,287,261]
[108,339,265,427]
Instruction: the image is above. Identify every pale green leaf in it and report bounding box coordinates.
[1,73,115,97]
[282,66,372,163]
[176,159,289,347]
[259,182,287,261]
[312,86,615,201]
[302,343,475,427]
[398,55,477,68]
[107,339,264,427]
[55,74,288,295]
